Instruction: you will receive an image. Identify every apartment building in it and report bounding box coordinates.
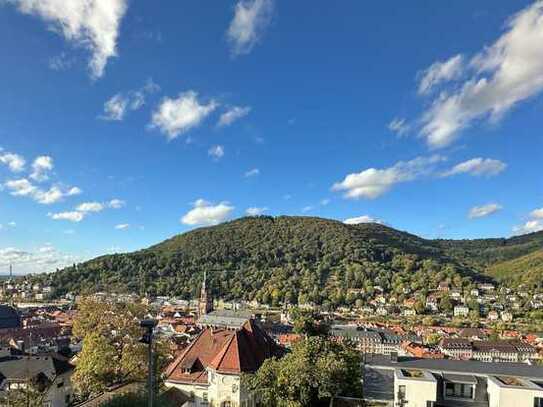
[330,325,421,356]
[363,355,543,407]
[440,338,538,363]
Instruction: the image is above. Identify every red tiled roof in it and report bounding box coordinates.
[165,319,282,384]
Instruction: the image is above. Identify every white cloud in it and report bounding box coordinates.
[420,2,543,148]
[48,211,85,222]
[227,0,273,56]
[8,1,127,79]
[468,203,502,219]
[246,207,267,216]
[512,206,543,235]
[49,198,123,223]
[108,198,126,209]
[320,198,330,206]
[442,157,507,177]
[30,155,53,182]
[151,91,218,139]
[114,223,129,230]
[181,199,234,226]
[301,206,313,213]
[7,0,128,79]
[102,94,128,121]
[332,155,445,199]
[4,178,81,204]
[418,54,464,95]
[48,52,74,71]
[0,151,25,172]
[0,222,14,231]
[388,117,410,137]
[101,79,159,121]
[218,106,251,127]
[343,215,383,225]
[208,145,225,160]
[244,168,260,177]
[0,244,81,274]
[76,201,104,213]
[513,219,543,235]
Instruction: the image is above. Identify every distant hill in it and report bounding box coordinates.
[37,216,543,305]
[486,249,543,287]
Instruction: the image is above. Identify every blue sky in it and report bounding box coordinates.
[1,0,543,274]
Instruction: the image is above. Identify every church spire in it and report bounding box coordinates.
[198,271,213,318]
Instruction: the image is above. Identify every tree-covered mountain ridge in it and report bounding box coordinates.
[42,216,543,305]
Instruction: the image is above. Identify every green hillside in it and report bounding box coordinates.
[486,248,543,287]
[38,216,543,305]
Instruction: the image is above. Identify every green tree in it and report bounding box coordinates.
[73,332,117,394]
[72,298,169,397]
[290,308,329,336]
[246,336,362,407]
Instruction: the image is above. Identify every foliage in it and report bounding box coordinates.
[72,299,169,397]
[486,248,543,287]
[0,385,46,406]
[32,217,543,305]
[290,308,329,336]
[246,336,362,407]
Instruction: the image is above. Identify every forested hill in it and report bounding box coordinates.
[41,216,543,306]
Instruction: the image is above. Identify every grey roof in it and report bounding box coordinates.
[198,310,253,329]
[0,354,73,382]
[330,325,421,344]
[0,305,21,330]
[364,355,543,380]
[442,373,478,384]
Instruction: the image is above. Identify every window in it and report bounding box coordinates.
[534,397,543,407]
[444,382,474,399]
[202,392,208,404]
[222,402,232,407]
[398,385,406,399]
[427,402,435,407]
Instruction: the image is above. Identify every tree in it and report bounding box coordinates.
[246,336,362,407]
[73,332,117,394]
[439,295,453,313]
[290,308,329,336]
[72,298,169,397]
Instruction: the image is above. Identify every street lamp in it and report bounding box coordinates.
[140,319,158,407]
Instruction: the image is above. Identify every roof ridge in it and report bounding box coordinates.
[165,329,206,377]
[210,332,238,372]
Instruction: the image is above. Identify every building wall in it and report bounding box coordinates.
[45,371,74,407]
[394,376,437,407]
[165,381,210,407]
[166,372,256,407]
[487,378,543,407]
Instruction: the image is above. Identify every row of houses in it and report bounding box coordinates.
[440,338,539,363]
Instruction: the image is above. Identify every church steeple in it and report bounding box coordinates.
[198,271,213,317]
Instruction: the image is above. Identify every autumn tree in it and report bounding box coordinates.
[72,298,169,397]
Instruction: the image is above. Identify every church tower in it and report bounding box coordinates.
[198,271,213,317]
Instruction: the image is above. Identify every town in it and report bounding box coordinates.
[2,0,543,406]
[0,270,542,406]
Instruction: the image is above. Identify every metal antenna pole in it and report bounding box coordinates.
[148,330,153,407]
[140,319,157,407]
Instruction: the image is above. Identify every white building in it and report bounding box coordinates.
[363,355,543,407]
[454,305,470,317]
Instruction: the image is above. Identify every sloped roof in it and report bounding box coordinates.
[165,319,282,384]
[0,306,21,330]
[0,353,74,383]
